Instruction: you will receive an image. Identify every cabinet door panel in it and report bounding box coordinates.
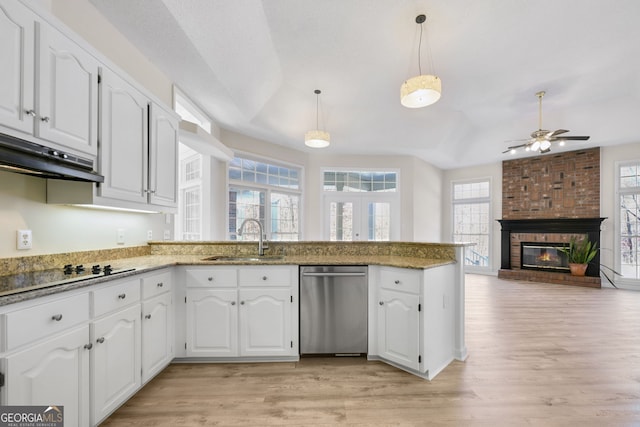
[186,289,237,357]
[98,68,148,203]
[4,325,90,427]
[239,288,292,356]
[149,102,178,207]
[378,289,420,370]
[91,304,141,425]
[142,293,172,383]
[37,23,98,156]
[0,0,35,134]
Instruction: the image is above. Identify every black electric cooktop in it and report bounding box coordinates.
[0,264,136,297]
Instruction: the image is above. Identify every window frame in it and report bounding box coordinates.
[228,152,304,241]
[451,177,492,272]
[615,159,640,287]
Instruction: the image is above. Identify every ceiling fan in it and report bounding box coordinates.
[503,91,590,155]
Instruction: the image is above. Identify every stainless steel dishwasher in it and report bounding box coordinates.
[299,265,368,355]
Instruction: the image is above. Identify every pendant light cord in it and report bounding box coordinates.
[418,22,423,75]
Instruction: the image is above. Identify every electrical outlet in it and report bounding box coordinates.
[147,230,153,240]
[117,228,125,244]
[163,229,171,240]
[17,229,32,250]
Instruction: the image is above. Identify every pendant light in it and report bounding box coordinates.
[400,14,441,108]
[305,89,330,148]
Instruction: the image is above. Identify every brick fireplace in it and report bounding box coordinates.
[498,147,604,287]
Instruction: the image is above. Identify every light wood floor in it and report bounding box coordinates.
[103,274,640,426]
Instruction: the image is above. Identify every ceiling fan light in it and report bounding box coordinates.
[304,130,330,148]
[401,75,442,108]
[510,149,517,155]
[540,140,551,151]
[531,140,541,152]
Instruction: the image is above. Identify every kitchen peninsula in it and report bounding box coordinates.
[0,241,468,426]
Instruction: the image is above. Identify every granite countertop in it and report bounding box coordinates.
[0,254,455,306]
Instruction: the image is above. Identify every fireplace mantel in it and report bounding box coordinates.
[497,218,606,277]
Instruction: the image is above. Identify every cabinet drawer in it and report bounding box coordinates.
[186,267,237,287]
[380,267,421,294]
[238,266,292,287]
[142,270,172,299]
[92,278,141,317]
[4,293,90,351]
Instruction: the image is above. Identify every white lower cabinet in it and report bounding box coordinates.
[239,288,293,357]
[377,289,420,370]
[184,266,298,359]
[186,289,237,357]
[142,292,173,383]
[90,304,141,425]
[3,325,91,427]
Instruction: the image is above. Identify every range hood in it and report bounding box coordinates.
[0,133,104,183]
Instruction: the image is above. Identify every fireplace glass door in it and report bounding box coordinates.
[521,243,570,272]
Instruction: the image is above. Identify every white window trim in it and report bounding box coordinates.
[228,151,304,241]
[451,177,492,272]
[614,160,640,290]
[320,167,401,241]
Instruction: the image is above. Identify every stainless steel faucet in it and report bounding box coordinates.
[237,218,267,256]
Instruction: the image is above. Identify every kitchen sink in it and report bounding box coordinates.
[201,255,285,262]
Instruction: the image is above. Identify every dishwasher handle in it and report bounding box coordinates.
[301,272,366,277]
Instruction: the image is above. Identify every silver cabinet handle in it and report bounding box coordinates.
[25,109,36,117]
[208,277,213,281]
[51,314,63,321]
[84,343,93,350]
[41,116,50,123]
[379,301,384,305]
[96,337,105,344]
[157,282,164,287]
[145,314,152,319]
[394,280,400,284]
[118,293,126,299]
[262,276,268,281]
[231,301,236,306]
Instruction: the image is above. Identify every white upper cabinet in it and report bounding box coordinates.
[98,67,149,204]
[148,102,178,207]
[36,22,99,156]
[0,0,98,157]
[0,0,35,134]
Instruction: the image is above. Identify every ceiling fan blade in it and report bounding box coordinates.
[551,136,590,141]
[548,129,569,137]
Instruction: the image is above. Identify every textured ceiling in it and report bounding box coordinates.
[89,0,640,169]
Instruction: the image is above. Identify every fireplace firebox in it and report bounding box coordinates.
[521,242,569,272]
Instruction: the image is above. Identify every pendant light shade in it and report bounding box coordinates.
[305,89,330,148]
[401,14,441,108]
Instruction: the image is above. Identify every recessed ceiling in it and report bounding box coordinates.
[89,0,640,169]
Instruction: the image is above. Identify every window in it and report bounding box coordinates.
[322,170,399,241]
[228,156,302,241]
[618,161,640,280]
[452,179,491,269]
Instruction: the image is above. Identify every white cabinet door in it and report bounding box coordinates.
[239,288,292,357]
[377,289,420,370]
[98,67,148,203]
[91,304,141,425]
[186,289,238,357]
[4,325,90,427]
[142,292,172,383]
[148,102,178,208]
[37,22,98,157]
[0,0,35,134]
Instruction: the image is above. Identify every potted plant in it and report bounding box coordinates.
[559,237,599,276]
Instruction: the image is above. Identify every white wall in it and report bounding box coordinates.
[0,171,166,257]
[442,162,503,273]
[220,130,443,241]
